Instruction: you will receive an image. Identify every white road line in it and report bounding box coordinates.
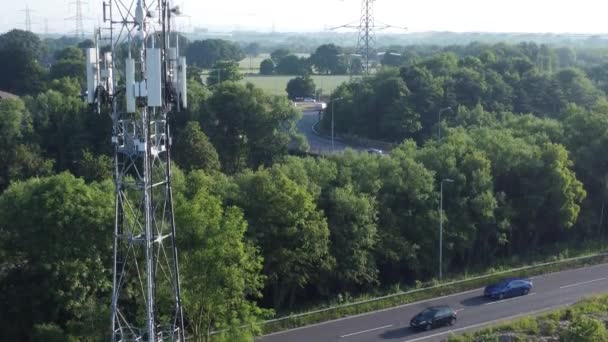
[339,324,393,338]
[260,287,482,337]
[455,309,465,313]
[560,277,607,289]
[483,293,536,306]
[401,303,575,342]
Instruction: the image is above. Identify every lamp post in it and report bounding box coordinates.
[331,97,344,152]
[439,178,454,281]
[438,107,452,140]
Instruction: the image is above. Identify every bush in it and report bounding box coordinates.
[538,318,558,336]
[562,315,608,342]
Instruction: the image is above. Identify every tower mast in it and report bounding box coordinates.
[85,1,188,340]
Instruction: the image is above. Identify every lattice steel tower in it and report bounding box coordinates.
[66,0,87,38]
[22,5,33,32]
[356,0,375,74]
[85,0,188,341]
[332,0,406,74]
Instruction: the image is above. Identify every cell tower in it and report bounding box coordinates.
[85,0,188,341]
[332,0,406,74]
[66,0,87,38]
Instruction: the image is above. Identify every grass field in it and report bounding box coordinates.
[238,53,312,74]
[201,53,356,97]
[241,75,358,96]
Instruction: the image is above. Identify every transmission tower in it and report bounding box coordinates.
[85,0,188,341]
[356,0,375,74]
[22,5,33,32]
[332,0,406,74]
[66,0,87,38]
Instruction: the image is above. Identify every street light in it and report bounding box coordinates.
[438,107,453,140]
[331,97,344,152]
[439,178,454,281]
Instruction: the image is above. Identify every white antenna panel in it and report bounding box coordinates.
[126,57,136,113]
[146,48,162,107]
[85,48,99,104]
[178,56,187,109]
[104,52,114,96]
[169,47,178,88]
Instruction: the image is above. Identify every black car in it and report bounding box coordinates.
[410,305,457,331]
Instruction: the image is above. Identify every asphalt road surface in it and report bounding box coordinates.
[259,262,608,342]
[296,110,357,155]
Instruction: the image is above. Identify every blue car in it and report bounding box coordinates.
[484,278,533,300]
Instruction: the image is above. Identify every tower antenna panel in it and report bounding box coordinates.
[85,1,187,341]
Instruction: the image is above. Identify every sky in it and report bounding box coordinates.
[2,0,608,35]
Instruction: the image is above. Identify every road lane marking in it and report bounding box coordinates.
[400,303,575,342]
[260,287,483,338]
[260,263,608,339]
[455,309,465,313]
[483,293,536,306]
[560,277,607,289]
[339,324,393,338]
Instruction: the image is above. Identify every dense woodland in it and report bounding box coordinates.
[2,28,608,341]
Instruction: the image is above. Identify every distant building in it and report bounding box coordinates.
[0,90,18,101]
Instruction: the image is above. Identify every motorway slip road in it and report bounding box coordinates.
[259,262,608,342]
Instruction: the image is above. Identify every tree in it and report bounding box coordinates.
[244,42,260,57]
[206,60,243,86]
[54,46,83,61]
[232,168,331,309]
[186,39,245,68]
[0,29,46,95]
[310,44,347,74]
[326,185,379,289]
[204,82,303,172]
[0,173,114,341]
[175,177,269,341]
[0,98,53,190]
[49,60,86,85]
[26,86,88,172]
[286,75,316,100]
[244,42,261,73]
[275,55,310,75]
[173,121,220,172]
[76,150,112,183]
[374,142,437,281]
[259,58,274,75]
[270,48,290,64]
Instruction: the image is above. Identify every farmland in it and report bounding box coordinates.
[240,75,357,96]
[197,53,361,96]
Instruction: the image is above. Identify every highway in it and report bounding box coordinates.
[259,262,608,342]
[296,110,358,155]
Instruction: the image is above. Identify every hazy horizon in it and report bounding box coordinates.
[3,0,608,36]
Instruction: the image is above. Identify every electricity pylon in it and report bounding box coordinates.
[331,0,406,74]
